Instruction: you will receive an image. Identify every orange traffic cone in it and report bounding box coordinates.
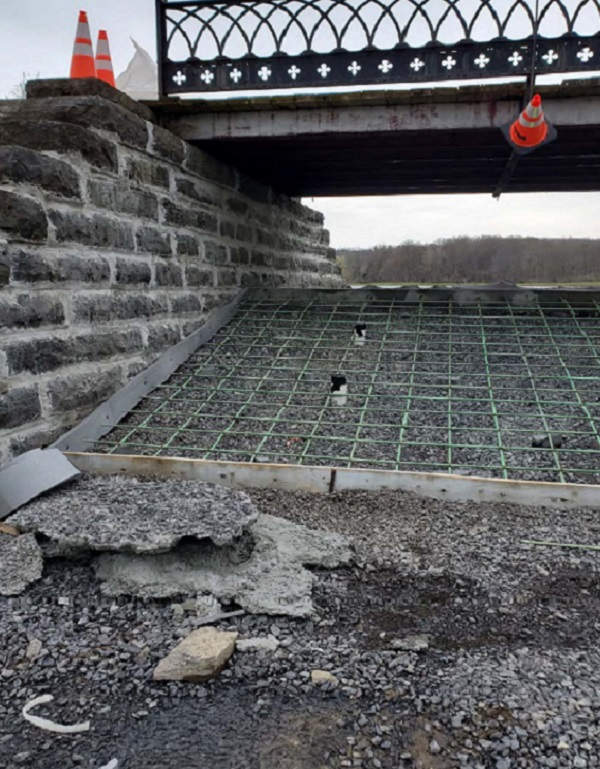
[95,30,116,87]
[70,10,96,79]
[502,93,556,155]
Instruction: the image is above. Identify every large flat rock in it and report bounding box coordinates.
[95,513,353,617]
[0,533,43,595]
[153,627,238,682]
[8,475,258,556]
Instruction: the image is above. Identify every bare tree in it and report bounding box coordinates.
[6,72,41,99]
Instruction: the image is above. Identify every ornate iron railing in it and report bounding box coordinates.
[155,0,600,94]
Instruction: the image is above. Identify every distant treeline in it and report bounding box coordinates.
[338,236,600,284]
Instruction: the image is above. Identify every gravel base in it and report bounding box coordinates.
[2,485,600,768]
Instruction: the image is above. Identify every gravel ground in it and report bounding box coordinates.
[2,484,600,768]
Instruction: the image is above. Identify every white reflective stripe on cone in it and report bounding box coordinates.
[72,42,94,56]
[519,112,544,128]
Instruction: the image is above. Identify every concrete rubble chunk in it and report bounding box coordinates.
[389,634,430,652]
[311,669,339,685]
[26,638,42,660]
[153,627,237,682]
[0,533,43,596]
[95,513,352,617]
[8,474,259,556]
[236,635,279,653]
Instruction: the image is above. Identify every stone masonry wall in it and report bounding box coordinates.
[0,79,342,465]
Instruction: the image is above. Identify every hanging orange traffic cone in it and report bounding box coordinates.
[95,30,116,87]
[501,93,557,155]
[70,10,96,79]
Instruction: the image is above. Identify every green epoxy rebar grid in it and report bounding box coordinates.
[95,293,600,483]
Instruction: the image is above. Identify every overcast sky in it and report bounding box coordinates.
[1,0,599,248]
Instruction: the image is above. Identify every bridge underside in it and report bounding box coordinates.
[195,124,600,196]
[155,79,600,196]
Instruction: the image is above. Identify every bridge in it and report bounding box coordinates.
[153,0,600,195]
[154,78,600,195]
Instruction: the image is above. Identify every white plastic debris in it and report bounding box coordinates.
[97,760,118,769]
[22,694,90,734]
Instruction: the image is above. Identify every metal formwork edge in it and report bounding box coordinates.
[52,291,247,453]
[64,451,600,509]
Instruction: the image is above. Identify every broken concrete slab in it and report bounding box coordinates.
[95,513,352,617]
[0,449,80,518]
[0,533,43,596]
[153,627,238,682]
[8,474,258,556]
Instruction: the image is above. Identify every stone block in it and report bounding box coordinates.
[16,96,148,151]
[289,219,313,239]
[73,292,168,323]
[251,250,272,267]
[115,258,152,285]
[151,124,185,164]
[0,119,118,172]
[230,246,249,265]
[155,260,183,286]
[204,291,236,312]
[0,387,41,430]
[49,210,134,251]
[267,273,287,286]
[10,424,67,455]
[235,223,254,242]
[216,270,238,287]
[171,293,204,314]
[273,255,292,270]
[0,191,48,241]
[0,258,8,287]
[0,146,80,199]
[162,200,218,233]
[25,78,154,122]
[226,197,249,216]
[185,145,236,188]
[88,180,158,220]
[176,234,199,256]
[182,318,207,337]
[10,249,110,284]
[219,220,236,238]
[175,178,218,207]
[278,234,295,252]
[256,229,277,248]
[47,366,122,412]
[125,157,170,189]
[0,294,65,329]
[241,271,262,287]
[136,226,171,256]
[147,323,181,350]
[185,264,214,287]
[204,241,229,266]
[6,329,143,375]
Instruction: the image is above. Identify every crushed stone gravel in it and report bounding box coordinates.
[1,482,600,769]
